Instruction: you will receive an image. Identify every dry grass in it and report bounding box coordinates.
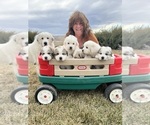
[0,64,28,125]
[122,101,150,125]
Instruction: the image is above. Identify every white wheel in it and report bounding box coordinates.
[109,89,122,103]
[123,83,150,103]
[35,85,57,104]
[104,84,122,103]
[14,90,28,104]
[37,90,53,104]
[130,89,150,103]
[11,86,28,105]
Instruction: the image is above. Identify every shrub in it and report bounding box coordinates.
[95,26,122,49]
[28,30,38,44]
[122,27,150,49]
[0,31,15,43]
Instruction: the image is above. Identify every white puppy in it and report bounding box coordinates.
[122,46,138,60]
[19,46,28,61]
[54,46,74,69]
[40,46,54,61]
[54,46,68,61]
[0,32,28,64]
[63,35,79,58]
[73,48,85,58]
[29,32,55,64]
[82,40,101,58]
[95,46,114,60]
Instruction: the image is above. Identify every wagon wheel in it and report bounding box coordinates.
[123,83,150,103]
[104,84,122,103]
[35,85,57,104]
[11,85,28,105]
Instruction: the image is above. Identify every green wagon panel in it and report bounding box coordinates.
[122,74,150,83]
[16,74,28,84]
[39,75,122,90]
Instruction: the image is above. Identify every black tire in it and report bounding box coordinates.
[123,83,150,103]
[104,84,122,103]
[11,85,28,105]
[35,85,57,104]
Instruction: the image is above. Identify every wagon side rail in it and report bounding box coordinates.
[38,54,122,77]
[16,55,28,76]
[122,55,150,75]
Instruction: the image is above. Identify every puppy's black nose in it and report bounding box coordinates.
[45,57,47,60]
[44,42,47,46]
[101,57,104,60]
[69,47,72,50]
[59,57,62,60]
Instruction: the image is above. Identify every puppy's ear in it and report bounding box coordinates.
[39,52,43,55]
[107,47,112,53]
[98,48,101,53]
[54,48,58,56]
[34,34,39,43]
[51,36,54,42]
[91,45,99,55]
[10,34,17,43]
[20,47,25,53]
[90,43,97,53]
[49,47,54,58]
[110,51,113,57]
[49,46,54,52]
[110,52,113,57]
[131,52,135,57]
[76,42,79,47]
[62,48,68,55]
[64,49,68,56]
[39,48,43,55]
[18,53,21,55]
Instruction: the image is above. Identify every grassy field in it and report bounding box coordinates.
[0,64,28,125]
[0,50,150,125]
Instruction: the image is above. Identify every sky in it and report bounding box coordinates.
[0,0,149,35]
[0,1,28,32]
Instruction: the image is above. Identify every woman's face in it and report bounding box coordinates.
[73,21,83,37]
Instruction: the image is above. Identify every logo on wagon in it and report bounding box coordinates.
[77,65,87,70]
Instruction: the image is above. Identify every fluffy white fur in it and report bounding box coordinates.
[122,46,138,60]
[19,46,28,61]
[0,32,28,64]
[29,32,55,64]
[63,35,79,58]
[54,46,74,69]
[82,40,101,58]
[54,46,68,61]
[73,48,85,58]
[95,46,114,60]
[40,46,54,61]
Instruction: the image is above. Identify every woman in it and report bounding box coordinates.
[66,10,99,48]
